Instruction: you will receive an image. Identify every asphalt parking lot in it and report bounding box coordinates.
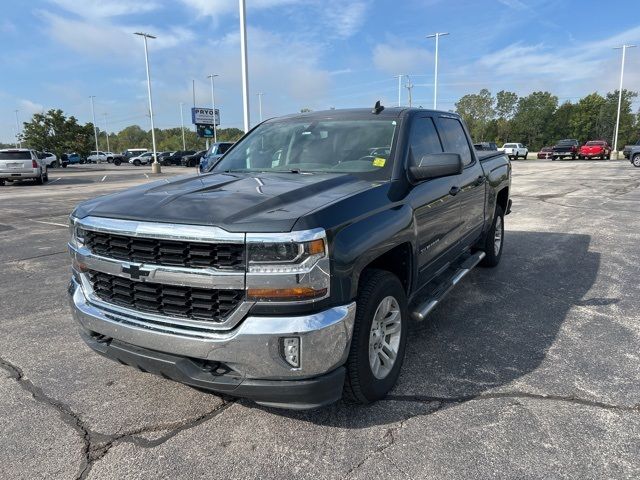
[1,159,639,479]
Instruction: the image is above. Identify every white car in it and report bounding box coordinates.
[499,143,528,160]
[129,152,157,166]
[38,151,59,168]
[0,148,48,185]
[86,151,115,163]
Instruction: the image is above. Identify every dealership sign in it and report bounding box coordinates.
[191,107,220,126]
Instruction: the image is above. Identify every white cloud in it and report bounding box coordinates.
[47,0,161,18]
[19,99,45,115]
[373,42,432,75]
[322,1,368,39]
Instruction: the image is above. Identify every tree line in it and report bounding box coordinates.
[455,89,639,151]
[12,109,244,158]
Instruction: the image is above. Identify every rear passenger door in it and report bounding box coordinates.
[435,116,486,247]
[407,116,464,286]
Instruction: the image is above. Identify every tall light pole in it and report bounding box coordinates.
[405,76,414,107]
[239,0,250,132]
[134,32,160,174]
[257,92,264,122]
[14,110,21,148]
[179,102,186,150]
[396,75,404,107]
[89,96,99,153]
[427,32,449,110]
[103,113,110,152]
[207,74,219,143]
[613,44,636,157]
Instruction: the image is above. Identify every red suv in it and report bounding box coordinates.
[579,141,611,160]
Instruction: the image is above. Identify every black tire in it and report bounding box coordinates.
[114,159,122,166]
[52,161,59,168]
[551,156,557,161]
[35,169,45,185]
[633,154,640,168]
[62,163,68,168]
[343,269,408,404]
[523,153,528,160]
[480,205,504,268]
[133,160,141,166]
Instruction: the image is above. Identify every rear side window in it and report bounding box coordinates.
[436,117,473,166]
[408,117,442,165]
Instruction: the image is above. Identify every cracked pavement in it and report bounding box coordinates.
[0,161,639,479]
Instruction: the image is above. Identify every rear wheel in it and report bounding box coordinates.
[133,159,141,166]
[343,269,408,404]
[480,205,504,268]
[114,159,122,166]
[35,169,46,185]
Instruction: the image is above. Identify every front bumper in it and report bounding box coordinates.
[69,279,356,408]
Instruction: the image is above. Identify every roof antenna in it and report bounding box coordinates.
[372,100,384,114]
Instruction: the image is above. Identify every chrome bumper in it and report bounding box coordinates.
[69,279,356,380]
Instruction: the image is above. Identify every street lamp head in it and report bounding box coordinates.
[134,32,157,39]
[427,32,449,38]
[207,74,219,79]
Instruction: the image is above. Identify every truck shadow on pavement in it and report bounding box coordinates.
[272,230,607,426]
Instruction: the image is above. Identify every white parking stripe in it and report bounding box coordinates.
[28,219,68,228]
[49,177,62,183]
[101,175,107,182]
[144,173,149,179]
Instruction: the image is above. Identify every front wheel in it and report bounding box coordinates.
[522,152,528,160]
[633,154,640,167]
[343,269,408,404]
[480,205,504,268]
[133,160,141,166]
[114,159,122,166]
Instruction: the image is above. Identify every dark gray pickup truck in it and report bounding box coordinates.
[68,105,511,409]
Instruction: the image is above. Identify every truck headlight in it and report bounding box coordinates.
[69,216,86,248]
[246,230,330,302]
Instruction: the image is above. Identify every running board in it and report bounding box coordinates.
[411,251,486,321]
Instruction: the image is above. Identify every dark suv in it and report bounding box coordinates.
[161,150,197,166]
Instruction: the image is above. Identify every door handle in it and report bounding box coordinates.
[475,176,485,186]
[449,186,461,196]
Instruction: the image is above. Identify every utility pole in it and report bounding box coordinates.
[207,74,219,143]
[397,75,404,107]
[427,32,449,110]
[239,0,250,132]
[405,76,414,107]
[179,102,186,150]
[103,113,110,152]
[257,92,264,122]
[14,110,21,148]
[89,96,99,153]
[613,44,636,158]
[134,32,160,174]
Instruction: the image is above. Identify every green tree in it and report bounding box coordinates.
[569,93,606,142]
[550,102,575,142]
[455,88,495,141]
[21,109,94,157]
[495,90,519,143]
[511,91,558,150]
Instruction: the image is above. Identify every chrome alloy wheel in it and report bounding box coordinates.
[494,215,503,256]
[368,296,402,379]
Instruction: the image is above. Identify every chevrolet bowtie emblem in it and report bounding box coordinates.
[121,264,150,280]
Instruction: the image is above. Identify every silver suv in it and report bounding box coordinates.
[0,148,48,185]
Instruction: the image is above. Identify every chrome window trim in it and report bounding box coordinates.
[73,215,245,244]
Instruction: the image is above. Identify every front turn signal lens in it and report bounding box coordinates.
[306,238,325,256]
[247,287,328,302]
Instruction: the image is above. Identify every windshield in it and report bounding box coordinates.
[0,151,31,160]
[214,118,397,179]
[585,141,603,146]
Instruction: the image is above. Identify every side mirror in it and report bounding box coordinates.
[409,153,463,182]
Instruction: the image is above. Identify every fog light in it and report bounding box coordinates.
[281,337,300,368]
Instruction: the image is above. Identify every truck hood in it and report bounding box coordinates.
[73,171,376,232]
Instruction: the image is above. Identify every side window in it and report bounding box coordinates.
[408,117,442,165]
[436,117,473,166]
[219,143,232,154]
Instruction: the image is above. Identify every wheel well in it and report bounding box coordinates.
[496,187,509,214]
[362,243,412,294]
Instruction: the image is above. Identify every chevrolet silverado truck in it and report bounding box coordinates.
[68,105,511,409]
[551,139,579,160]
[623,139,640,167]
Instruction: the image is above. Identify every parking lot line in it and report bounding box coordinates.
[49,177,62,183]
[101,175,107,182]
[28,219,68,228]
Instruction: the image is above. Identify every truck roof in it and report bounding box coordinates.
[270,107,459,122]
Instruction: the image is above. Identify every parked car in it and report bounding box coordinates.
[157,151,174,164]
[115,149,148,166]
[578,141,611,160]
[551,139,579,160]
[499,143,528,159]
[537,147,553,159]
[0,148,48,185]
[181,150,207,167]
[68,106,512,409]
[473,142,498,151]
[37,151,59,168]
[61,153,83,168]
[129,152,157,166]
[198,143,234,173]
[86,151,114,164]
[623,139,640,167]
[161,150,196,166]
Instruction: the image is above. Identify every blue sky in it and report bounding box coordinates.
[1,0,638,143]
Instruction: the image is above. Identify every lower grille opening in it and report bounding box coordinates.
[89,270,244,322]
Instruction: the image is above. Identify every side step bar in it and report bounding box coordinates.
[411,251,486,321]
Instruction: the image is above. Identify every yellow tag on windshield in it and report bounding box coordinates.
[372,157,386,167]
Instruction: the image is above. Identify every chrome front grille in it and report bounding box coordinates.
[89,270,244,322]
[84,230,245,270]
